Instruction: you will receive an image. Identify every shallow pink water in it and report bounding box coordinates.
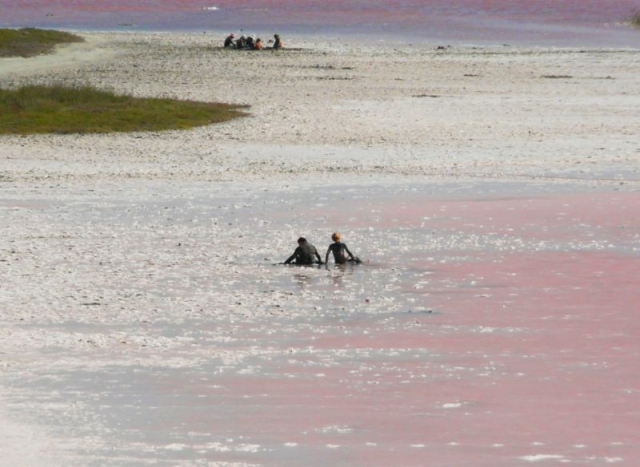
[2,0,639,46]
[147,187,640,465]
[4,183,638,466]
[236,187,638,465]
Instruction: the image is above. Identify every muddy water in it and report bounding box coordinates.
[2,178,638,466]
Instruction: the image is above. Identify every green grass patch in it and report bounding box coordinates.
[0,28,84,58]
[541,75,573,79]
[0,84,248,134]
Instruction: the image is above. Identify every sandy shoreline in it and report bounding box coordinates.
[1,32,639,185]
[1,32,639,466]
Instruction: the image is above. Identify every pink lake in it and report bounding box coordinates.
[4,179,638,466]
[2,0,640,46]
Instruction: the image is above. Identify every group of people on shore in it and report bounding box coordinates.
[284,233,360,266]
[224,33,283,50]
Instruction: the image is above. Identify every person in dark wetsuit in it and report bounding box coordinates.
[284,237,322,265]
[224,33,235,48]
[235,35,247,49]
[273,34,283,49]
[325,232,356,265]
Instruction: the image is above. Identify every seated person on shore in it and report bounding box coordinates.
[284,237,322,265]
[246,35,255,49]
[235,35,247,49]
[224,33,235,47]
[273,34,284,49]
[325,232,357,265]
[253,38,263,50]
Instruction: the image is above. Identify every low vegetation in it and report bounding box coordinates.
[0,85,248,135]
[631,10,640,28]
[541,75,573,79]
[0,27,83,58]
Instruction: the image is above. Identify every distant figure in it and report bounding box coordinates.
[285,237,322,265]
[273,34,284,49]
[236,35,247,49]
[246,35,255,49]
[253,38,263,50]
[325,232,356,265]
[224,33,235,48]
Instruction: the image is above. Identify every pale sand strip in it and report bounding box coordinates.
[0,35,116,79]
[1,32,638,185]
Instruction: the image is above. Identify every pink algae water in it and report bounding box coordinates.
[2,0,640,46]
[2,180,638,466]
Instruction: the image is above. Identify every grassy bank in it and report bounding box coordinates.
[0,28,83,58]
[631,11,640,28]
[0,85,248,135]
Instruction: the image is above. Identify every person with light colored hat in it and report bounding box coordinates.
[325,232,358,265]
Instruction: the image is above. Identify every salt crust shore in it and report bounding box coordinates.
[1,32,639,466]
[1,32,639,184]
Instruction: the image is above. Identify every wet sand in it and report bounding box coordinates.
[1,33,639,466]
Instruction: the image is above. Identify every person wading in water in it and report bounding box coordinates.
[325,232,358,265]
[284,237,322,265]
